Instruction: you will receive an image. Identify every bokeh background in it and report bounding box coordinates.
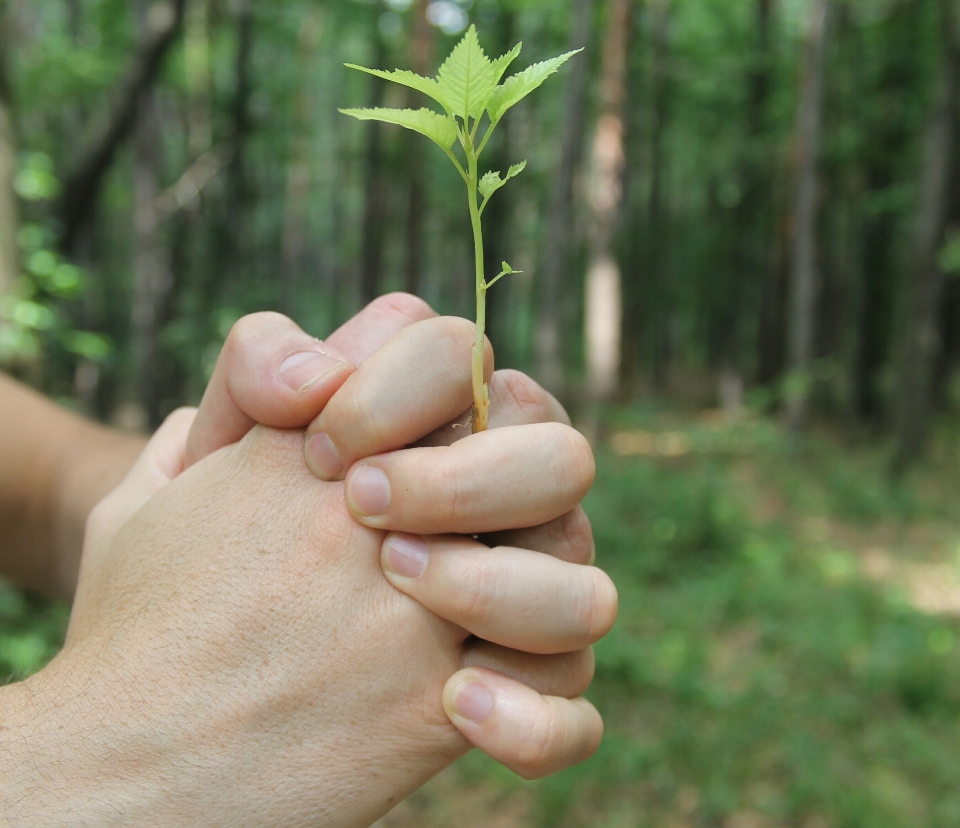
[4,0,960,825]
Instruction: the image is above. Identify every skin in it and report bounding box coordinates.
[0,294,618,824]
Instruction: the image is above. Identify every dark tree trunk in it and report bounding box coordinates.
[0,5,17,301]
[786,0,831,430]
[892,0,959,474]
[646,0,671,391]
[404,0,432,298]
[132,1,175,429]
[281,7,324,313]
[535,0,595,395]
[59,0,187,255]
[359,35,387,308]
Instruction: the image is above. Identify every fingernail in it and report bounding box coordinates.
[383,534,428,579]
[305,432,344,479]
[451,682,493,723]
[279,350,344,393]
[347,465,391,517]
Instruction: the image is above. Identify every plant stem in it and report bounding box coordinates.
[466,138,489,433]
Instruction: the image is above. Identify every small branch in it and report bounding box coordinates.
[485,265,521,290]
[59,0,188,253]
[154,144,232,221]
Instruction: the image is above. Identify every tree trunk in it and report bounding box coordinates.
[60,0,187,255]
[281,7,324,312]
[359,35,387,308]
[785,0,831,431]
[184,0,212,160]
[535,0,594,395]
[892,0,959,474]
[404,0,432,298]
[584,0,633,407]
[0,6,18,303]
[132,2,175,429]
[646,0,671,391]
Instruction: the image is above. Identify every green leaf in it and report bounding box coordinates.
[486,49,583,123]
[479,160,527,202]
[339,107,458,151]
[491,42,523,85]
[486,261,522,289]
[343,64,452,115]
[437,25,498,121]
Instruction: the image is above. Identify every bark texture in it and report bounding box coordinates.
[892,0,959,473]
[786,0,831,430]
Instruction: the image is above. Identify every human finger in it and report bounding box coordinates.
[414,368,569,448]
[380,534,617,654]
[461,641,596,699]
[304,316,493,480]
[345,423,594,534]
[482,506,595,565]
[443,668,604,779]
[185,294,436,467]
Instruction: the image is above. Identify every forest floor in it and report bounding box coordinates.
[4,406,960,828]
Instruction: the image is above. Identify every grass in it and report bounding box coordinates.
[5,408,960,827]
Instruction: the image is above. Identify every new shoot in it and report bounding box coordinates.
[341,26,580,433]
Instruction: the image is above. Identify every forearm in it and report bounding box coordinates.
[0,373,146,600]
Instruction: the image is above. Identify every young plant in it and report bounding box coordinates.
[341,26,579,433]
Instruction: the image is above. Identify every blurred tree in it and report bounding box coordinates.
[786,0,831,430]
[536,0,595,396]
[584,0,633,407]
[893,0,960,473]
[0,1,17,301]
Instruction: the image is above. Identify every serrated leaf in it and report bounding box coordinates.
[479,170,502,200]
[479,160,526,206]
[507,160,527,179]
[437,25,498,121]
[491,42,523,85]
[339,107,458,150]
[344,64,452,115]
[486,49,583,123]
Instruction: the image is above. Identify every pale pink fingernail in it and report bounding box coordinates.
[347,465,391,517]
[383,534,428,579]
[279,350,344,393]
[305,432,344,479]
[452,682,493,723]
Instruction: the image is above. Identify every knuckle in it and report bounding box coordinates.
[541,424,597,501]
[226,311,289,354]
[457,554,506,623]
[372,292,436,323]
[496,370,553,423]
[581,569,618,641]
[515,705,567,778]
[424,457,472,526]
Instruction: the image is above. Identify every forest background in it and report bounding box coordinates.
[4,0,960,826]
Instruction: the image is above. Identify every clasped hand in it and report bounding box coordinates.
[4,295,617,828]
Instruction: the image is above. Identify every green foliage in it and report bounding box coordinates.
[341,24,578,429]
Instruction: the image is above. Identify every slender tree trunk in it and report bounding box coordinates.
[132,2,175,428]
[785,0,831,431]
[281,7,324,312]
[584,0,633,409]
[536,0,594,394]
[60,0,187,255]
[184,0,212,160]
[646,0,671,390]
[404,0,432,298]
[892,0,959,474]
[0,6,18,303]
[359,35,387,308]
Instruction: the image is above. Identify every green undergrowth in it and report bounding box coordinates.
[456,412,960,827]
[4,411,960,826]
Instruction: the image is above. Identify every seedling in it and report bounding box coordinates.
[341,26,579,432]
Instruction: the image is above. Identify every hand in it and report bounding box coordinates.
[1,341,614,826]
[181,301,609,773]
